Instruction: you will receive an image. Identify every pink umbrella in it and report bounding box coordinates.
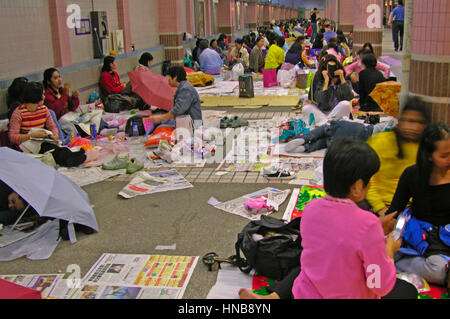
[0,279,42,299]
[128,70,177,111]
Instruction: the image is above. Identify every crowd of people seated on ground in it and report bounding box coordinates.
[1,10,448,298]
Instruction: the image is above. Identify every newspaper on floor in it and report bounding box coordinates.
[0,274,66,298]
[58,167,127,187]
[118,169,193,199]
[212,187,291,221]
[206,263,254,299]
[46,253,198,299]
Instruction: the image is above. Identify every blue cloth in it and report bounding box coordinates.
[324,31,337,43]
[48,109,71,146]
[440,225,450,246]
[402,217,433,255]
[170,81,202,122]
[199,48,223,75]
[392,6,404,21]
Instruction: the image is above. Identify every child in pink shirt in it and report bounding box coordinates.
[240,137,418,299]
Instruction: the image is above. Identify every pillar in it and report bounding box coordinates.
[48,0,72,67]
[185,0,194,36]
[158,0,184,65]
[409,0,450,124]
[352,0,384,57]
[263,4,271,26]
[117,0,132,53]
[339,0,354,34]
[239,1,245,30]
[218,0,234,40]
[247,2,257,30]
[205,0,212,35]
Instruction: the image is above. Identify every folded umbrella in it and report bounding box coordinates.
[128,70,176,111]
[0,147,99,239]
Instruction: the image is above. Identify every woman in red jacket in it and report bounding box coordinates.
[43,68,80,119]
[99,56,126,97]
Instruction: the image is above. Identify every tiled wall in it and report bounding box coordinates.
[412,0,450,56]
[0,0,54,81]
[69,0,95,64]
[129,0,160,50]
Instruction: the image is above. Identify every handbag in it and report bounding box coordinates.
[233,215,302,281]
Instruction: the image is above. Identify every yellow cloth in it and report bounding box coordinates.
[366,131,418,213]
[186,72,215,87]
[301,51,312,67]
[264,44,285,70]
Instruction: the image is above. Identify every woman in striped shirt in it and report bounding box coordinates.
[9,82,59,146]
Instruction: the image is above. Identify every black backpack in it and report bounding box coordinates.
[125,115,147,136]
[234,215,302,281]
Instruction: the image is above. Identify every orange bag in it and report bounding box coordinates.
[144,126,174,147]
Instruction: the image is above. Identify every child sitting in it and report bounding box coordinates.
[240,137,418,299]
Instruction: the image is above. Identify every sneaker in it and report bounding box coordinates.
[263,169,295,180]
[126,158,144,174]
[102,154,129,170]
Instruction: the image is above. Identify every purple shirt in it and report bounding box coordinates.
[292,195,396,299]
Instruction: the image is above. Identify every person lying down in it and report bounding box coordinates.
[284,117,397,153]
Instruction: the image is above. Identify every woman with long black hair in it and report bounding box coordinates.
[387,123,449,286]
[43,68,80,119]
[99,56,126,97]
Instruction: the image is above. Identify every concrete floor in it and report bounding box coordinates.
[1,29,403,299]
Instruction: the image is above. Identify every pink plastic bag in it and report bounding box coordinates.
[263,69,278,88]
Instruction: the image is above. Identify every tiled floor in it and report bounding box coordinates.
[105,110,304,184]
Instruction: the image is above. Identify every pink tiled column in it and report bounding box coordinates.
[205,0,212,35]
[353,0,384,56]
[247,2,257,29]
[158,0,184,65]
[239,1,245,30]
[218,0,234,40]
[278,7,282,22]
[340,0,354,34]
[263,4,271,26]
[117,0,132,53]
[185,0,194,36]
[409,0,450,124]
[48,0,72,67]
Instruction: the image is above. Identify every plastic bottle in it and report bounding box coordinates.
[132,121,139,137]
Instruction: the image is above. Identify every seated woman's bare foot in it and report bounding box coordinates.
[238,288,280,299]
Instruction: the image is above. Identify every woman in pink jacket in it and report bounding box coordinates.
[345,48,390,83]
[239,137,418,299]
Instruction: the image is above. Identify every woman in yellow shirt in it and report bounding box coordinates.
[264,36,286,70]
[366,97,430,216]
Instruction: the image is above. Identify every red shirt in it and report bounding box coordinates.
[44,87,80,119]
[99,71,124,96]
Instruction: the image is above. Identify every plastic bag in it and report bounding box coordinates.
[396,273,430,293]
[277,69,294,88]
[231,63,245,81]
[144,126,175,147]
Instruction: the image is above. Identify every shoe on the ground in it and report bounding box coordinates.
[102,154,129,170]
[230,116,249,128]
[263,168,295,180]
[220,117,230,129]
[126,158,144,174]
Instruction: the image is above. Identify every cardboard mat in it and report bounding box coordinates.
[201,95,300,108]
